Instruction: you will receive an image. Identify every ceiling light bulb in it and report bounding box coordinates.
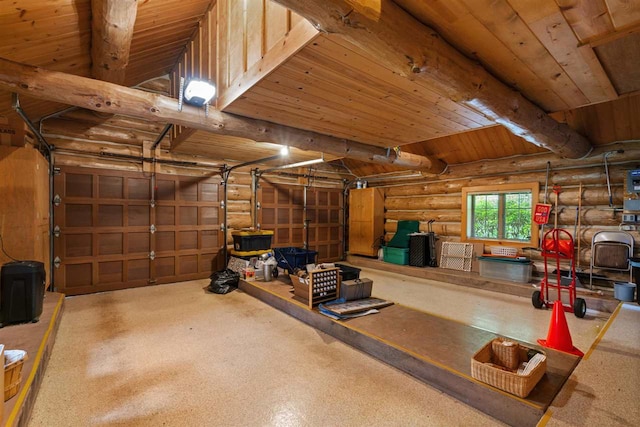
[280,146,290,156]
[183,80,216,106]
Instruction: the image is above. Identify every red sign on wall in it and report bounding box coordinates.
[533,203,552,225]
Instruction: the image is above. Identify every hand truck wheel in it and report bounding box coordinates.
[532,290,544,309]
[573,298,586,318]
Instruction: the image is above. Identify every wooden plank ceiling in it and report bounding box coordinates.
[1,0,639,174]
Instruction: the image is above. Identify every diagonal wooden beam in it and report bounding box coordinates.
[0,58,446,173]
[270,0,593,159]
[91,0,138,84]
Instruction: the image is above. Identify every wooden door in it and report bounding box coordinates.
[259,182,305,247]
[306,187,343,262]
[258,182,343,262]
[53,166,222,295]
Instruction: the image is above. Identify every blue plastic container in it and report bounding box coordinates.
[274,247,318,273]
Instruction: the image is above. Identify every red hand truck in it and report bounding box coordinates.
[532,228,587,318]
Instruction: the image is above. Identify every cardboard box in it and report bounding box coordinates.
[242,267,255,281]
[290,274,309,301]
[340,278,373,301]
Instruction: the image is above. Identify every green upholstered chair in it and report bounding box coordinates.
[383,220,419,265]
[387,220,420,248]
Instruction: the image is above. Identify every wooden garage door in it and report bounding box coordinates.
[307,187,343,262]
[259,182,305,248]
[53,166,223,295]
[259,182,343,262]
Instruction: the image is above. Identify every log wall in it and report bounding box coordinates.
[377,141,640,282]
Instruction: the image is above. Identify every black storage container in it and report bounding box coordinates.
[335,263,361,281]
[409,234,429,267]
[1,261,46,327]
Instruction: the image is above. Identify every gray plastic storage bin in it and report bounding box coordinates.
[478,257,532,283]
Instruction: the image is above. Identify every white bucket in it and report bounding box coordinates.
[614,282,636,302]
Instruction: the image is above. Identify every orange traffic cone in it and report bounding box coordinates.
[538,301,584,357]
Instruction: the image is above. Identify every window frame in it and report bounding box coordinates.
[461,182,539,248]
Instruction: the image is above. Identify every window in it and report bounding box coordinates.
[461,182,539,248]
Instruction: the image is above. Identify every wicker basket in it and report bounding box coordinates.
[471,339,546,398]
[4,350,27,401]
[491,337,520,370]
[490,246,518,257]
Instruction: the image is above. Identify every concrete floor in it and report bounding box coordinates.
[28,266,639,426]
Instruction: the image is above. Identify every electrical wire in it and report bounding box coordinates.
[0,234,20,262]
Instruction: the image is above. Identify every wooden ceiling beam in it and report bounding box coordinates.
[91,0,138,84]
[0,58,446,173]
[271,0,593,159]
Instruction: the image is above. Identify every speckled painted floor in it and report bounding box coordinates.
[28,267,639,426]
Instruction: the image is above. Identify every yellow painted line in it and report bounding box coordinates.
[537,408,553,426]
[7,294,64,426]
[243,280,543,409]
[582,302,622,361]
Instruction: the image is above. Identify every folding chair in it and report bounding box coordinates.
[589,230,634,289]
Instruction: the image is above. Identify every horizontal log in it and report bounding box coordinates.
[55,153,142,172]
[385,210,461,223]
[63,109,167,133]
[227,200,252,213]
[227,213,252,229]
[384,165,627,197]
[555,207,623,227]
[443,143,635,179]
[227,173,253,186]
[49,138,226,168]
[42,118,158,145]
[540,187,623,207]
[227,186,252,201]
[0,58,446,173]
[385,195,461,211]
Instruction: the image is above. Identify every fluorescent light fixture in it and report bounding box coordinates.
[280,146,290,156]
[281,157,324,169]
[260,156,324,174]
[183,79,216,106]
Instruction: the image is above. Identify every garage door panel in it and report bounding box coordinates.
[156,206,175,225]
[201,230,219,249]
[128,178,150,200]
[179,206,198,226]
[200,182,219,202]
[200,207,218,225]
[156,180,175,200]
[179,231,198,250]
[179,180,198,201]
[98,260,123,284]
[179,255,198,275]
[128,232,150,254]
[155,231,175,252]
[55,167,221,295]
[65,204,92,227]
[128,205,150,226]
[65,263,92,288]
[66,173,93,198]
[98,204,123,227]
[64,233,92,258]
[127,258,150,281]
[98,233,123,255]
[99,175,123,199]
[156,256,175,278]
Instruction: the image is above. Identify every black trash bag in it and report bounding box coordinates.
[207,269,240,294]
